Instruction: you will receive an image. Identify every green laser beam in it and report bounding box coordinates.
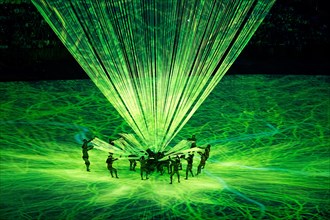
[32,0,275,151]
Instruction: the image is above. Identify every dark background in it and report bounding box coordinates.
[0,0,329,82]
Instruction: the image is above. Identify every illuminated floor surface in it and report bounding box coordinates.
[0,75,329,219]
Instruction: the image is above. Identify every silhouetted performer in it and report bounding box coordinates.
[159,151,171,174]
[106,153,118,178]
[139,156,148,180]
[187,135,197,148]
[205,144,211,161]
[170,156,181,184]
[128,155,137,171]
[196,151,207,175]
[187,135,196,142]
[156,152,167,175]
[184,153,194,179]
[155,152,163,173]
[82,138,94,172]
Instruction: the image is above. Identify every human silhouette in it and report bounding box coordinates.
[196,151,207,175]
[170,156,181,184]
[128,155,137,171]
[205,144,211,161]
[184,153,194,179]
[187,135,197,148]
[139,156,148,180]
[106,153,119,178]
[82,138,94,171]
[187,135,197,142]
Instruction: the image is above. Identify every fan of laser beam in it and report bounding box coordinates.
[32,0,275,153]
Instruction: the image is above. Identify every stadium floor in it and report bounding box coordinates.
[1,74,329,219]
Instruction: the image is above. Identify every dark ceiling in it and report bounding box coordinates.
[0,0,329,81]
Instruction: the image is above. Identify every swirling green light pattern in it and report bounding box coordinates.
[1,75,329,219]
[31,0,275,152]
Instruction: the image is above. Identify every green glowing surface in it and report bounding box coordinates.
[1,75,329,219]
[32,0,275,151]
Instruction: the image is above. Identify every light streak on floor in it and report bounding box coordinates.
[0,74,329,219]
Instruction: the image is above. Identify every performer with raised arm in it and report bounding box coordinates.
[106,152,119,178]
[82,137,95,172]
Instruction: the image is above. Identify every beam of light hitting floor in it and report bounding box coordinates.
[32,0,275,152]
[0,75,329,219]
[91,136,199,159]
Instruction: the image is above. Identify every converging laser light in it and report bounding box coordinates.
[32,0,275,151]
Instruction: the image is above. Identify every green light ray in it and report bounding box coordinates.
[31,0,275,151]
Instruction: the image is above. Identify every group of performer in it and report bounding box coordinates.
[81,135,211,184]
